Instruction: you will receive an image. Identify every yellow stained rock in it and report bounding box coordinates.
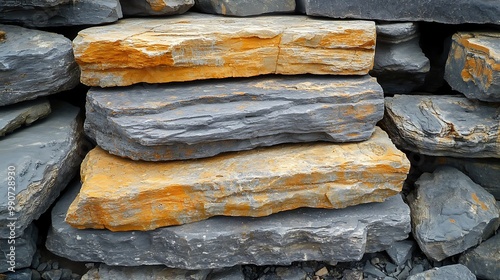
[72,14,376,87]
[66,128,410,231]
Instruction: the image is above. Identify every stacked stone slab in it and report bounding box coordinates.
[46,12,415,270]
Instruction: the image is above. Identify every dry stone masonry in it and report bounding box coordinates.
[0,0,499,279]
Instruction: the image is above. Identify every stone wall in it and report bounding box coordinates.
[1,1,499,279]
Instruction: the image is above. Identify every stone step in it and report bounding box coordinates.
[47,181,411,269]
[445,32,500,102]
[73,14,376,87]
[66,127,410,231]
[85,75,384,161]
[381,94,500,158]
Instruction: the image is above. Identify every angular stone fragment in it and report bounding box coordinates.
[194,0,295,16]
[0,98,51,136]
[120,0,194,16]
[459,233,500,280]
[85,75,384,161]
[407,166,500,261]
[0,0,122,27]
[406,264,476,280]
[385,240,417,266]
[0,102,86,238]
[67,127,409,231]
[0,224,37,273]
[371,23,429,94]
[0,24,80,106]
[73,14,376,87]
[381,95,500,158]
[82,264,211,280]
[445,32,500,102]
[47,181,411,268]
[296,0,500,24]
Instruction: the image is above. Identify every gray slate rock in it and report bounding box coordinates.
[46,182,411,269]
[194,0,295,16]
[407,166,500,261]
[209,266,244,280]
[371,23,429,94]
[81,264,211,280]
[0,102,86,238]
[406,264,476,280]
[0,98,51,136]
[85,75,384,161]
[0,224,37,273]
[381,95,500,158]
[120,0,193,16]
[296,0,500,24]
[385,240,417,266]
[0,0,122,27]
[459,233,500,280]
[444,32,500,102]
[1,268,33,280]
[0,24,79,106]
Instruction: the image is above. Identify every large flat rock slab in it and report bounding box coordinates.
[47,181,411,269]
[381,95,500,158]
[0,24,80,106]
[121,0,194,16]
[297,0,500,25]
[194,0,295,16]
[73,14,376,87]
[0,0,122,27]
[0,102,86,238]
[85,75,384,161]
[67,127,410,231]
[445,32,500,102]
[0,98,51,137]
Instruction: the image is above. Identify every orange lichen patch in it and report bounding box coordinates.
[148,0,168,12]
[0,30,5,42]
[449,219,456,223]
[471,192,489,211]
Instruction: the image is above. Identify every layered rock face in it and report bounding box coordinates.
[194,0,295,16]
[72,14,376,87]
[121,0,194,16]
[85,75,384,161]
[445,32,500,102]
[0,99,51,136]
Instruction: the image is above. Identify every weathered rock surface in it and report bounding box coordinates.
[371,23,429,94]
[0,99,51,137]
[406,264,476,280]
[67,127,409,231]
[47,181,411,268]
[209,266,244,280]
[120,0,194,16]
[194,0,295,16]
[296,0,500,24]
[82,264,211,280]
[0,24,80,106]
[459,233,500,280]
[73,14,376,87]
[445,32,500,102]
[0,224,37,273]
[85,75,384,161]
[0,102,85,238]
[386,240,417,266]
[381,95,500,158]
[0,0,122,27]
[407,166,500,261]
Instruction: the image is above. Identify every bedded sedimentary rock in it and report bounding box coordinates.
[120,0,193,16]
[0,98,51,136]
[194,0,295,16]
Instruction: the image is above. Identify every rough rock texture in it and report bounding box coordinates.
[0,99,51,137]
[0,102,86,238]
[385,240,416,266]
[73,14,376,87]
[406,264,476,280]
[0,224,37,273]
[85,75,384,161]
[194,0,295,16]
[209,266,244,280]
[296,0,500,24]
[419,156,500,200]
[0,24,80,106]
[371,23,429,94]
[407,166,500,261]
[67,127,409,231]
[82,264,210,280]
[0,0,122,27]
[47,181,411,268]
[120,0,194,16]
[445,32,500,102]
[459,233,500,280]
[381,95,500,158]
